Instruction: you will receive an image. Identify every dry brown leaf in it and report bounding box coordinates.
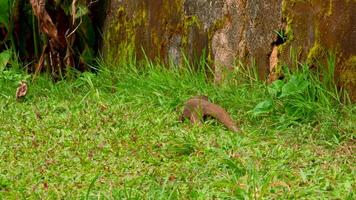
[72,0,78,25]
[16,81,28,100]
[33,44,48,78]
[269,45,279,73]
[270,180,291,191]
[168,175,176,181]
[64,36,75,68]
[29,0,62,47]
[268,45,279,83]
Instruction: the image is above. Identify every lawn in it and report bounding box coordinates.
[0,60,355,199]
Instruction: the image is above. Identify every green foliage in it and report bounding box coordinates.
[0,1,353,197]
[0,55,354,198]
[0,49,12,72]
[0,0,16,52]
[0,0,101,77]
[251,99,274,116]
[0,0,12,30]
[251,59,343,126]
[75,4,90,19]
[279,74,309,98]
[273,29,288,43]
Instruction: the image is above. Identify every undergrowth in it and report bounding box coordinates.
[0,56,355,199]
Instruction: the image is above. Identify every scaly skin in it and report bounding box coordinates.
[180,96,239,132]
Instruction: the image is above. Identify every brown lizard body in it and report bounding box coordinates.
[180,96,239,132]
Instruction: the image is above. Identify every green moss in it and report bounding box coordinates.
[207,15,230,41]
[281,0,287,13]
[340,70,356,83]
[103,5,148,63]
[306,42,324,64]
[345,56,356,68]
[340,55,356,84]
[281,1,296,46]
[203,15,231,72]
[185,15,200,28]
[327,0,334,16]
[181,15,201,46]
[278,1,295,63]
[282,0,309,13]
[285,17,294,42]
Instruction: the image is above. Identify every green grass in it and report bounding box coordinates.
[0,59,355,199]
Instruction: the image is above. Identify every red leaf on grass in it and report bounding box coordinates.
[16,81,28,100]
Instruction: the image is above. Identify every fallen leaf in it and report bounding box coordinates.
[16,81,28,100]
[169,175,176,181]
[43,182,48,189]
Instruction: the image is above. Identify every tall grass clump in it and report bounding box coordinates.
[99,48,349,133]
[250,52,352,142]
